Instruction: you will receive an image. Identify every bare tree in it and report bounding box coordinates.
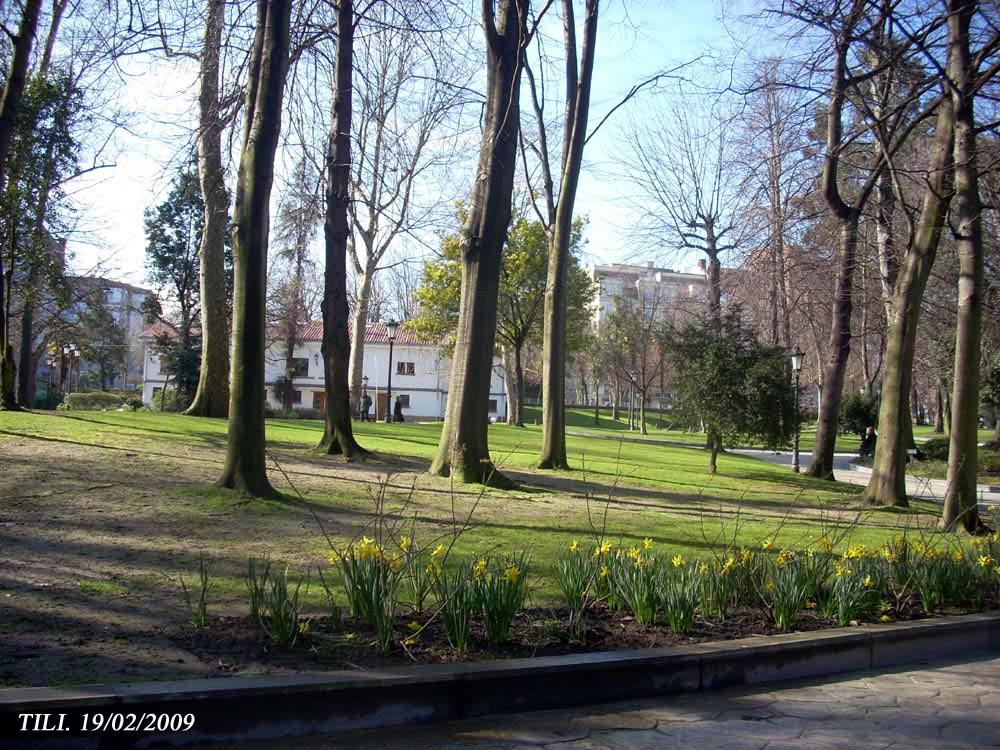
[318,0,368,458]
[346,3,471,416]
[218,0,292,497]
[623,94,749,325]
[186,0,231,419]
[534,0,600,470]
[429,0,535,485]
[941,0,999,532]
[273,155,322,411]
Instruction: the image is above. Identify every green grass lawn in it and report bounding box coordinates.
[536,406,996,455]
[0,407,991,687]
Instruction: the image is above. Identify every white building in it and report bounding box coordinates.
[140,320,507,421]
[590,261,708,326]
[70,276,152,390]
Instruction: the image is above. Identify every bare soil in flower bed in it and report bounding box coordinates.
[164,600,995,674]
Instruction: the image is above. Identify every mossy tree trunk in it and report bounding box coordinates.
[429,0,529,485]
[186,0,231,419]
[217,0,291,497]
[318,0,368,459]
[861,97,954,508]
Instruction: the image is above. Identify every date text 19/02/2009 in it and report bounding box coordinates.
[18,712,196,733]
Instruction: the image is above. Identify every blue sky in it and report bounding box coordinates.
[66,0,741,288]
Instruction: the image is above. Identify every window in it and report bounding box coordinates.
[312,391,325,410]
[292,389,302,404]
[396,394,410,408]
[290,357,309,377]
[488,399,498,413]
[396,361,415,376]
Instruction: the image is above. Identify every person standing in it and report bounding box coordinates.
[393,395,405,423]
[361,390,372,421]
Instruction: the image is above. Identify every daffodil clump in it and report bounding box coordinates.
[660,553,701,633]
[767,550,811,631]
[555,540,599,636]
[472,552,531,644]
[332,535,408,653]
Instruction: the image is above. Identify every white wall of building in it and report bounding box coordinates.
[142,336,506,421]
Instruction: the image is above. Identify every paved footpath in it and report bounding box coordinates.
[217,655,1000,749]
[732,449,1000,507]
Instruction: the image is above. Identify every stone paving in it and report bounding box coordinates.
[216,655,1000,749]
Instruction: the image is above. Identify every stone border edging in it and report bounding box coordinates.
[2,613,998,748]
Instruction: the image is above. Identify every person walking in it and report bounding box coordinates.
[393,395,405,423]
[859,426,876,458]
[361,390,372,421]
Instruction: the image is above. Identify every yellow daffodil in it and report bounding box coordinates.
[505,564,520,584]
[594,541,612,558]
[863,574,874,588]
[407,620,421,632]
[399,535,412,552]
[431,543,445,559]
[569,540,579,553]
[473,558,487,580]
[599,565,610,579]
[879,614,892,622]
[762,539,774,550]
[643,538,654,551]
[978,554,993,568]
[721,557,737,576]
[672,554,685,568]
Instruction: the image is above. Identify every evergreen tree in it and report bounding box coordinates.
[144,162,204,409]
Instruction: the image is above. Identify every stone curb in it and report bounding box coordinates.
[2,613,999,748]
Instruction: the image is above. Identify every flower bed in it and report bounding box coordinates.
[167,532,1000,674]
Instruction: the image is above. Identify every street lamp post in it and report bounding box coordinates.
[384,321,399,423]
[790,349,805,473]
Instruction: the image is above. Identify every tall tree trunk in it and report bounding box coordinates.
[513,342,525,427]
[17,291,35,405]
[638,391,646,435]
[347,265,373,416]
[708,432,721,474]
[186,0,231,418]
[538,0,599,470]
[217,0,291,497]
[805,0,877,480]
[806,217,859,479]
[861,98,953,507]
[611,379,620,420]
[941,0,984,533]
[281,315,297,411]
[934,378,945,433]
[319,0,368,459]
[429,0,529,485]
[0,0,42,411]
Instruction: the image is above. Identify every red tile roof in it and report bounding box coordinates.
[283,320,428,345]
[144,319,431,345]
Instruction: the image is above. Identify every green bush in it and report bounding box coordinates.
[60,392,129,411]
[839,391,878,436]
[921,437,950,461]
